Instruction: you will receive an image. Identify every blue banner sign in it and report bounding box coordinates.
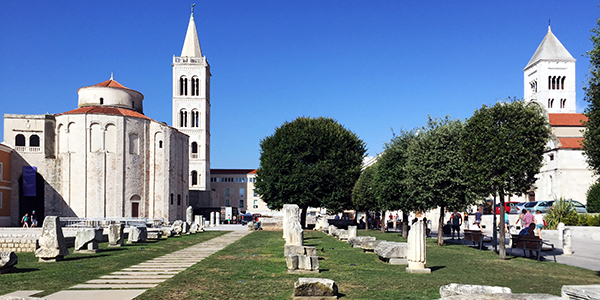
[23,166,37,197]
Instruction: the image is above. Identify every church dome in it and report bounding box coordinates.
[77,76,144,114]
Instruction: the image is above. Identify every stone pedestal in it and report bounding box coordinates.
[186,206,194,225]
[557,222,565,244]
[215,212,221,226]
[127,226,148,243]
[108,224,125,247]
[210,212,215,227]
[74,228,103,253]
[283,204,300,239]
[406,218,430,273]
[563,228,573,255]
[35,216,69,262]
[287,220,304,246]
[348,225,357,239]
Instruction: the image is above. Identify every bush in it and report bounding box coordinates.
[586,181,600,213]
[545,198,577,229]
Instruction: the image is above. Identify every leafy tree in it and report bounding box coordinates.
[583,19,600,174]
[372,130,416,237]
[586,181,600,213]
[255,117,366,228]
[405,116,474,246]
[461,100,551,259]
[352,164,379,213]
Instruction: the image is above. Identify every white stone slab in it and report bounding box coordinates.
[45,290,147,300]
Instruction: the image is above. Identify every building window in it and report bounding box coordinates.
[15,134,26,147]
[560,99,567,109]
[190,111,199,127]
[191,142,198,158]
[549,154,554,161]
[191,76,199,96]
[179,76,188,96]
[0,162,3,180]
[239,188,245,198]
[191,170,198,186]
[129,134,139,155]
[177,194,181,205]
[179,110,188,127]
[548,99,554,108]
[159,140,163,148]
[225,199,230,206]
[239,199,244,208]
[225,188,230,198]
[253,199,258,209]
[99,97,104,105]
[170,193,174,205]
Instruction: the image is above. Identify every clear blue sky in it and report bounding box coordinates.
[1,1,598,169]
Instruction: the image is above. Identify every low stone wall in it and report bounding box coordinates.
[543,226,600,241]
[0,227,107,253]
[260,217,283,231]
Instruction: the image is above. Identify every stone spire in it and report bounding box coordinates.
[181,9,203,57]
[526,26,575,68]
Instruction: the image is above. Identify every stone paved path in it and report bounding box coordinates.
[40,230,251,300]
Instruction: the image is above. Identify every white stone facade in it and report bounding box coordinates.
[3,78,189,225]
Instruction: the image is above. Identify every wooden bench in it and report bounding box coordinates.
[510,235,556,262]
[463,229,491,250]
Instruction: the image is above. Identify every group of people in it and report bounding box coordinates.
[515,209,545,239]
[20,210,38,228]
[450,209,483,239]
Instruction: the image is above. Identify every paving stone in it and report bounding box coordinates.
[86,279,167,284]
[45,290,147,300]
[101,275,174,279]
[70,283,158,289]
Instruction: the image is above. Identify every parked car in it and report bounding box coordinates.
[530,200,554,213]
[495,201,520,215]
[522,201,538,212]
[551,199,588,213]
[240,213,254,225]
[511,202,527,214]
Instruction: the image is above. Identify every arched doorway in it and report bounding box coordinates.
[18,168,45,226]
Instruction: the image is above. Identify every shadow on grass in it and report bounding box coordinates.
[304,236,320,240]
[10,268,39,274]
[597,270,600,277]
[98,247,127,253]
[63,254,109,261]
[337,292,346,298]
[429,266,446,272]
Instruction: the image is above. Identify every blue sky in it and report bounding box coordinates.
[1,1,598,169]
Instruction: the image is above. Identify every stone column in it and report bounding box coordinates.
[287,220,303,246]
[186,206,193,225]
[406,218,430,273]
[283,204,300,239]
[108,224,125,247]
[210,212,215,227]
[216,212,221,226]
[348,225,357,239]
[557,222,565,244]
[563,228,572,255]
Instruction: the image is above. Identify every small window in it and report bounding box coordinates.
[253,199,258,209]
[225,188,230,198]
[29,135,40,147]
[239,188,245,198]
[549,154,554,161]
[159,140,163,148]
[225,199,230,206]
[99,97,104,105]
[239,199,244,208]
[177,194,181,205]
[191,171,198,186]
[170,193,173,205]
[15,134,26,146]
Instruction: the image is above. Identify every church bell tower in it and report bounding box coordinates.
[172,5,211,193]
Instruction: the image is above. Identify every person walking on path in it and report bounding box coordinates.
[30,210,37,227]
[450,211,462,239]
[21,213,30,228]
[515,209,527,229]
[534,210,545,239]
[523,209,535,229]
[474,207,483,224]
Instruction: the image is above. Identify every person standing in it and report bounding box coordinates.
[463,211,470,230]
[30,210,37,227]
[515,209,526,229]
[450,211,462,240]
[523,209,535,229]
[534,210,545,239]
[474,207,483,225]
[21,213,30,228]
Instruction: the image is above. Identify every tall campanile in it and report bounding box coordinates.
[173,6,211,197]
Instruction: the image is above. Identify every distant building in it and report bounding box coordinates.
[520,26,596,203]
[3,77,189,225]
[210,169,274,216]
[0,143,12,226]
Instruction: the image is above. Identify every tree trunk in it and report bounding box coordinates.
[437,205,445,246]
[402,211,409,238]
[499,191,506,260]
[380,210,385,233]
[300,206,308,229]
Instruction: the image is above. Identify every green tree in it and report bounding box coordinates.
[586,181,600,213]
[462,100,551,259]
[352,164,379,213]
[373,130,416,237]
[583,19,600,174]
[255,117,366,228]
[405,116,474,246]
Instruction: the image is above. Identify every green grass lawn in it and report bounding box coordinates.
[139,230,600,300]
[0,231,227,297]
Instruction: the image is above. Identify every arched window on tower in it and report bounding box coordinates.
[179,109,188,127]
[179,76,188,96]
[190,110,199,127]
[561,77,566,90]
[552,76,556,90]
[548,99,554,109]
[561,99,567,109]
[15,134,26,147]
[191,142,198,158]
[191,170,198,186]
[191,76,199,96]
[548,76,551,90]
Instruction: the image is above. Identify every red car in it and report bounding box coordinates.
[495,202,520,214]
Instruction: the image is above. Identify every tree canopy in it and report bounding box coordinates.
[461,100,551,258]
[405,116,474,245]
[583,19,600,174]
[255,117,366,227]
[352,164,379,213]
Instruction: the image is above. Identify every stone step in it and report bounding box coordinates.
[86,279,167,284]
[121,268,185,272]
[70,283,158,289]
[100,275,174,279]
[111,271,179,275]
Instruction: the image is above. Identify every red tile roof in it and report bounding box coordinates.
[57,106,151,120]
[558,137,584,149]
[93,79,129,89]
[548,113,587,126]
